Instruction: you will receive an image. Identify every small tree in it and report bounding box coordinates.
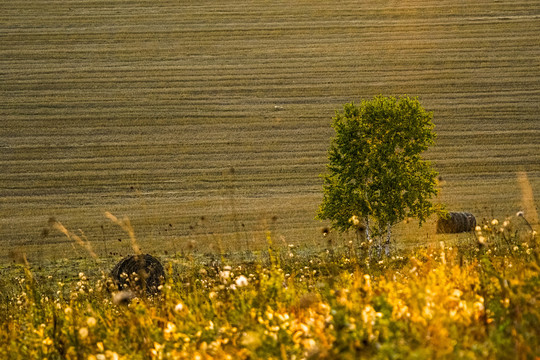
[317,95,440,257]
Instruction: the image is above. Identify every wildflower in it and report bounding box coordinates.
[491,219,499,226]
[301,338,318,353]
[349,215,360,226]
[87,317,97,327]
[97,342,104,351]
[451,289,463,298]
[150,343,163,357]
[42,337,53,346]
[474,301,485,312]
[361,305,377,325]
[64,307,72,315]
[478,236,486,245]
[164,322,176,340]
[516,211,524,217]
[235,275,248,287]
[363,274,371,290]
[105,351,119,360]
[219,270,231,281]
[79,327,89,339]
[276,312,289,322]
[174,302,184,313]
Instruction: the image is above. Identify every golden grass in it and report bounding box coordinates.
[517,171,539,229]
[0,223,538,359]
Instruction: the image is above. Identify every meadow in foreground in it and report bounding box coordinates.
[0,218,538,360]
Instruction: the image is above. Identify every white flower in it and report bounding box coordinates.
[220,271,230,281]
[174,302,184,313]
[87,317,97,327]
[235,275,249,287]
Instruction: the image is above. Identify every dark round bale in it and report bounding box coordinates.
[111,254,165,294]
[436,212,476,234]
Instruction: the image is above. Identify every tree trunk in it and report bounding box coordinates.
[365,216,372,258]
[384,223,392,257]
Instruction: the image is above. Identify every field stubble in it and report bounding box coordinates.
[1,0,539,263]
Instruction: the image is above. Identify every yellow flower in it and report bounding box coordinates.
[150,343,163,357]
[164,322,176,340]
[474,301,484,312]
[79,327,89,339]
[362,305,377,325]
[349,215,360,226]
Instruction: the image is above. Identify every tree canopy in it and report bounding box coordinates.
[318,95,440,244]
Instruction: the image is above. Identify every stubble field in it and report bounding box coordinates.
[1,0,539,263]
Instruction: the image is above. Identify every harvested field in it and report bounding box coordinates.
[1,0,539,262]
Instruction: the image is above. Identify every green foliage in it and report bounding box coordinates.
[318,95,440,235]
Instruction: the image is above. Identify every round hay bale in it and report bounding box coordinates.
[436,212,476,234]
[111,254,165,294]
